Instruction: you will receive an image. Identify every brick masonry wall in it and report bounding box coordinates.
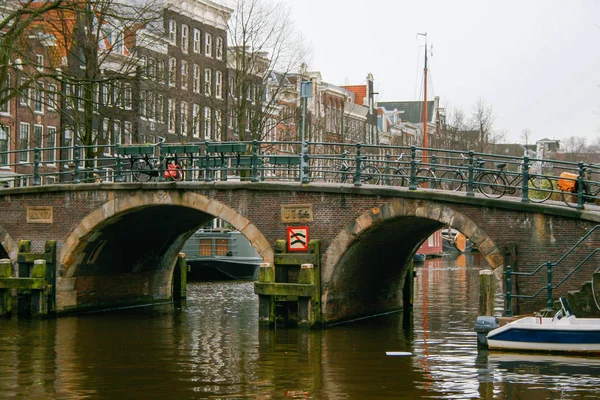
[0,183,598,314]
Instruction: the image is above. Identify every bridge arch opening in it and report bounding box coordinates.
[57,191,272,314]
[321,200,503,325]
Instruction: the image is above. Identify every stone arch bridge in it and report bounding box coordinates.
[0,181,598,325]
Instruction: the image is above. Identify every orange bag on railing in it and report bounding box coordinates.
[164,162,182,180]
[558,172,578,192]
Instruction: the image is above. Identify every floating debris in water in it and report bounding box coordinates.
[385,351,412,356]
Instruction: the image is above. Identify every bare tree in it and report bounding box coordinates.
[469,98,496,153]
[223,0,310,142]
[520,128,532,146]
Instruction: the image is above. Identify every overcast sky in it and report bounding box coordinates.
[278,0,600,144]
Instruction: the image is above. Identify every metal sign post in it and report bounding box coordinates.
[300,81,313,184]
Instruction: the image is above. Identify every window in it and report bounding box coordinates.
[228,108,234,129]
[156,95,164,123]
[181,60,188,90]
[215,71,222,99]
[123,84,132,110]
[140,91,147,118]
[19,123,29,162]
[204,69,211,96]
[229,76,236,99]
[181,24,189,53]
[0,74,9,114]
[33,125,43,150]
[112,83,120,108]
[148,57,156,79]
[168,99,175,133]
[215,109,222,141]
[180,101,188,136]
[168,57,176,87]
[36,54,44,71]
[203,107,211,139]
[168,20,177,43]
[0,126,9,165]
[216,37,223,60]
[19,78,30,106]
[33,85,44,113]
[193,64,200,93]
[147,92,155,120]
[46,126,56,163]
[102,118,109,146]
[102,83,109,105]
[157,60,165,83]
[192,104,200,138]
[64,129,73,161]
[123,122,132,145]
[205,33,212,57]
[113,120,121,146]
[193,29,201,53]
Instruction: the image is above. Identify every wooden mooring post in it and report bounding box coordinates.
[0,240,56,318]
[173,252,188,306]
[479,269,495,316]
[254,240,321,328]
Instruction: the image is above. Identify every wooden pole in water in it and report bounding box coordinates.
[479,270,495,316]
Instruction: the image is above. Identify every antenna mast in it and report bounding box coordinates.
[417,32,428,160]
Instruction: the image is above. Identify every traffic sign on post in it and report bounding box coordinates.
[287,226,309,252]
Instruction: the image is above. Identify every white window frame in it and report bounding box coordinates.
[181,24,189,53]
[205,33,212,57]
[45,126,56,164]
[123,83,132,110]
[123,121,132,145]
[216,37,223,60]
[19,78,30,106]
[192,104,200,138]
[215,71,222,99]
[203,106,211,139]
[193,64,200,93]
[180,101,188,136]
[0,126,9,165]
[181,60,188,90]
[168,57,177,87]
[156,95,164,123]
[168,99,175,133]
[36,54,44,71]
[204,68,211,96]
[33,84,44,113]
[19,123,30,163]
[168,20,177,43]
[193,29,201,53]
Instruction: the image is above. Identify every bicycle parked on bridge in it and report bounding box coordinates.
[438,154,489,192]
[128,138,184,182]
[476,161,553,202]
[559,165,600,208]
[382,153,437,189]
[326,150,380,184]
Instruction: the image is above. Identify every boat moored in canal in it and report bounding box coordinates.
[181,229,263,281]
[475,297,600,354]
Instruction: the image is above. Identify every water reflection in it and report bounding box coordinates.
[1,253,600,398]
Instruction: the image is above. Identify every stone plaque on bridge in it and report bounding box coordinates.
[281,204,313,223]
[27,206,53,224]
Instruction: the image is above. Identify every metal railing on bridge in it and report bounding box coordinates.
[504,225,600,316]
[0,140,598,210]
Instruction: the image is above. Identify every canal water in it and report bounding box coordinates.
[2,253,600,399]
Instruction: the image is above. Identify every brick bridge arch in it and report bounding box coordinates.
[56,190,273,313]
[319,198,504,323]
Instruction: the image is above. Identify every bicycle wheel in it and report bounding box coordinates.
[477,173,505,198]
[414,168,436,189]
[439,170,464,191]
[527,175,553,203]
[383,168,406,186]
[562,192,581,208]
[132,158,154,182]
[360,165,380,184]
